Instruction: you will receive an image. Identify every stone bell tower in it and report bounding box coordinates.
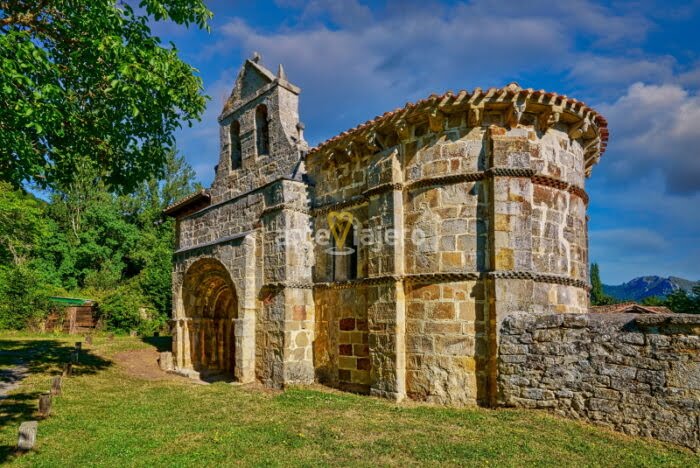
[210,53,308,204]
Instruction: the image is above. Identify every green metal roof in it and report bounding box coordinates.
[48,296,94,306]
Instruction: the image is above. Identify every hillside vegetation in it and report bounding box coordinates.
[0,153,199,332]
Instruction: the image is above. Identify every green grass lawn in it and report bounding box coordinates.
[0,332,696,467]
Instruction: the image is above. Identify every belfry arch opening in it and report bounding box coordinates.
[182,258,238,379]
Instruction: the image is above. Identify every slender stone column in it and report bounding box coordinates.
[217,319,225,370]
[199,321,206,367]
[183,319,192,368]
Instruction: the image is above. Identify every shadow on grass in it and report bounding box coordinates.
[140,335,172,353]
[0,339,112,463]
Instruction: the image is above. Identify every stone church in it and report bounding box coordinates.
[165,55,608,406]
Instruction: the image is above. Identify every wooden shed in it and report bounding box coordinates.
[44,297,98,334]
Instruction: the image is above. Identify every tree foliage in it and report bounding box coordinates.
[0,181,48,264]
[0,151,198,331]
[590,263,617,306]
[0,0,211,191]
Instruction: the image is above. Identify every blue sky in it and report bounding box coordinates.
[155,0,700,284]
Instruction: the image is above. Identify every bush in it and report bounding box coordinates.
[0,264,54,329]
[99,284,163,335]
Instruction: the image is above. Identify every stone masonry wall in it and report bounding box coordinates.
[499,313,700,450]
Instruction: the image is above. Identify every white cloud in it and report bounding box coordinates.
[597,82,700,194]
[569,55,676,86]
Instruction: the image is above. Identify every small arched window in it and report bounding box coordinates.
[229,120,242,170]
[255,105,270,156]
[332,224,358,281]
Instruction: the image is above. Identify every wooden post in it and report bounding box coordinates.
[38,393,52,418]
[17,421,38,451]
[62,362,72,377]
[70,350,79,364]
[51,376,62,396]
[75,341,82,351]
[85,335,93,345]
[108,333,114,341]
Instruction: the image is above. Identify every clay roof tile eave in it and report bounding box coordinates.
[306,87,609,172]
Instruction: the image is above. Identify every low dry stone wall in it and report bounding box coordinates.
[498,313,700,450]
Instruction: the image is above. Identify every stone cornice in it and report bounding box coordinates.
[310,271,589,290]
[260,203,310,216]
[306,84,608,177]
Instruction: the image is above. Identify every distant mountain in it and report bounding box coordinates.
[603,276,699,302]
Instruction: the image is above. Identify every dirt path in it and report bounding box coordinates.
[0,365,29,399]
[113,348,185,382]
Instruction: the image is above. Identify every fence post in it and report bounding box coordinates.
[62,362,72,377]
[17,421,38,451]
[51,376,62,396]
[38,393,52,418]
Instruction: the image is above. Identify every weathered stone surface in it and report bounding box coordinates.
[499,313,700,450]
[17,421,37,451]
[158,352,174,371]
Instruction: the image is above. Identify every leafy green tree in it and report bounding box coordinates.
[0,0,211,191]
[590,263,616,306]
[0,181,49,264]
[99,283,160,334]
[0,262,57,329]
[641,296,665,306]
[664,289,697,314]
[36,164,139,291]
[125,151,198,317]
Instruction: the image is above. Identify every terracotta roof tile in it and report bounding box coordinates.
[307,85,609,172]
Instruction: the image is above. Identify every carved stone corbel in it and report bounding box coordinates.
[505,99,527,129]
[467,105,483,128]
[428,108,446,133]
[582,136,600,154]
[362,129,381,152]
[538,105,562,132]
[568,117,591,140]
[395,119,411,140]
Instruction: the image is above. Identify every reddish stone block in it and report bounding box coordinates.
[356,358,371,371]
[339,344,353,356]
[292,305,306,321]
[355,319,368,331]
[339,317,355,331]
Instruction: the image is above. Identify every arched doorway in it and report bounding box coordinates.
[182,258,237,378]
